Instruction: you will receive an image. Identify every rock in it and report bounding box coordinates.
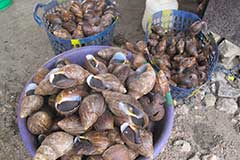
[201,154,219,160]
[216,98,238,114]
[204,93,217,107]
[210,82,217,94]
[211,72,227,83]
[217,81,240,98]
[173,139,192,153]
[233,121,240,134]
[218,40,240,68]
[175,104,189,115]
[188,154,201,160]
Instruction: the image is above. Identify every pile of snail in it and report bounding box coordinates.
[20,47,170,160]
[45,0,118,39]
[137,20,213,89]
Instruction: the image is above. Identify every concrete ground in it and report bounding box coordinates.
[0,0,239,160]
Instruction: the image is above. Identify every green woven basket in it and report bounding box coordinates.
[0,0,12,11]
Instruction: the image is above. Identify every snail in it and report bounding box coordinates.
[33,132,74,160]
[49,64,90,89]
[20,83,44,118]
[57,115,86,135]
[102,144,131,160]
[27,111,53,135]
[32,67,49,85]
[93,110,114,131]
[79,94,106,130]
[86,73,127,93]
[74,131,112,156]
[127,63,156,99]
[55,87,88,116]
[85,54,108,74]
[120,123,153,159]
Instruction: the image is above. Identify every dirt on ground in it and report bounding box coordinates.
[0,0,239,160]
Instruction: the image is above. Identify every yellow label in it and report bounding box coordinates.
[227,75,235,81]
[71,39,81,48]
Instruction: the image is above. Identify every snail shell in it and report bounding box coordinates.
[27,111,53,135]
[127,63,156,99]
[120,124,153,159]
[86,73,127,93]
[33,132,74,160]
[105,129,124,145]
[84,54,108,74]
[87,156,103,160]
[35,75,60,96]
[75,131,112,156]
[93,110,114,131]
[55,58,72,68]
[102,91,149,128]
[97,47,128,61]
[70,1,83,18]
[55,87,87,116]
[108,52,129,72]
[102,144,131,160]
[63,21,77,34]
[53,28,72,39]
[49,64,90,89]
[153,70,170,96]
[20,83,44,118]
[139,93,165,121]
[112,64,133,84]
[189,20,207,36]
[79,94,106,130]
[57,115,86,135]
[32,68,49,85]
[72,24,84,39]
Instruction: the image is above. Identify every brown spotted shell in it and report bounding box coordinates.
[120,126,153,159]
[33,132,74,160]
[97,47,128,61]
[86,73,127,93]
[20,95,44,118]
[79,94,106,130]
[49,64,90,89]
[32,68,50,85]
[93,110,114,131]
[57,115,86,135]
[102,144,131,160]
[127,63,156,99]
[75,131,112,156]
[102,91,149,128]
[27,111,53,135]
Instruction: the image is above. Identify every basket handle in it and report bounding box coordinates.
[33,3,47,28]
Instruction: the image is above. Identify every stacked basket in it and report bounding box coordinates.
[145,10,219,100]
[33,0,117,54]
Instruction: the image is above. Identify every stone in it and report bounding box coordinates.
[218,40,240,61]
[204,93,217,107]
[173,139,192,153]
[188,154,201,160]
[210,82,217,94]
[211,72,227,83]
[175,104,189,115]
[233,121,240,134]
[216,98,238,114]
[217,81,240,98]
[201,154,219,160]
